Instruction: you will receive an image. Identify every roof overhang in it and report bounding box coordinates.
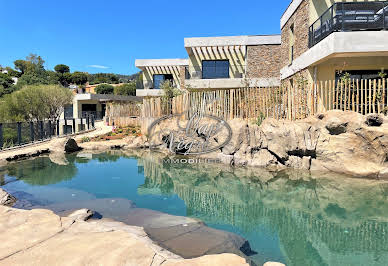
[74,93,142,102]
[135,59,188,70]
[184,35,281,48]
[280,0,303,29]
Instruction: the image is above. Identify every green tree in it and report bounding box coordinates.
[0,84,73,122]
[0,73,16,97]
[95,84,114,94]
[88,73,119,85]
[71,72,88,85]
[14,60,28,74]
[54,64,70,74]
[16,72,49,88]
[114,82,136,96]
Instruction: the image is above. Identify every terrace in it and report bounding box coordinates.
[309,1,388,48]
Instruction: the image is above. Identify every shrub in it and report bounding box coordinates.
[256,112,266,126]
[114,82,136,96]
[95,84,114,94]
[0,84,73,122]
[81,136,90,143]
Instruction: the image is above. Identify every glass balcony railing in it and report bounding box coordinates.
[309,1,388,48]
[184,65,246,80]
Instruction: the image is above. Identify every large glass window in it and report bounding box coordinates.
[153,74,173,89]
[335,70,382,82]
[202,60,229,79]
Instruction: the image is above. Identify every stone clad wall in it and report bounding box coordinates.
[246,45,281,79]
[179,65,186,89]
[280,0,310,70]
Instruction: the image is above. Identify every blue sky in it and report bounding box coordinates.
[0,0,290,75]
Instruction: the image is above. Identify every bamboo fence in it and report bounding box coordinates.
[140,78,388,121]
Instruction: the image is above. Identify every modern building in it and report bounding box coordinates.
[280,0,388,83]
[135,35,281,95]
[184,35,281,89]
[135,59,188,97]
[62,93,141,120]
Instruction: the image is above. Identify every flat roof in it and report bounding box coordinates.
[135,58,189,68]
[75,93,142,102]
[184,35,281,47]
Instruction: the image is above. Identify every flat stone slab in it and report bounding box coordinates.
[145,223,253,259]
[0,206,248,266]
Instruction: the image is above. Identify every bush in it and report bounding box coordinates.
[256,112,266,126]
[0,84,73,122]
[95,84,114,94]
[81,136,90,143]
[114,82,136,96]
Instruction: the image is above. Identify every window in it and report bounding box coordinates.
[289,24,295,65]
[202,60,229,79]
[153,74,173,89]
[64,104,73,118]
[335,70,383,83]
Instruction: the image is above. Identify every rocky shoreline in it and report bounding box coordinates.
[0,204,250,266]
[110,110,388,179]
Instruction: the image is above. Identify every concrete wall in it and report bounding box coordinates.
[314,56,388,81]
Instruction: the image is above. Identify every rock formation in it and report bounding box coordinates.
[0,188,16,206]
[0,206,249,266]
[129,110,388,178]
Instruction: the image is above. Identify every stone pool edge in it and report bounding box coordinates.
[0,204,253,266]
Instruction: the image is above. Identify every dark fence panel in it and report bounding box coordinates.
[0,118,95,151]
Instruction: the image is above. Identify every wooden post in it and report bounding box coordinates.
[368,79,372,114]
[352,79,355,112]
[373,79,377,114]
[378,79,382,114]
[356,80,360,113]
[0,123,3,149]
[344,81,348,111]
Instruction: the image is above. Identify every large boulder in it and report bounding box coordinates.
[50,138,82,153]
[0,188,16,207]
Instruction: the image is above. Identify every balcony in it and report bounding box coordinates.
[309,1,388,48]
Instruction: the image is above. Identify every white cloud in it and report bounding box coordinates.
[88,64,110,69]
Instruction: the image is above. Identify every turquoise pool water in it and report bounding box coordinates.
[1,151,388,266]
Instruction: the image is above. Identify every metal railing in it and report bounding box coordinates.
[0,118,95,151]
[81,111,104,120]
[184,65,246,80]
[309,1,388,47]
